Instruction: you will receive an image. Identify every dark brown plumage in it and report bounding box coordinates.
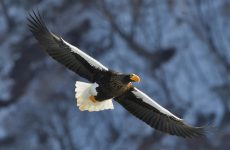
[93,72,136,101]
[27,10,207,138]
[27,11,105,82]
[115,88,205,138]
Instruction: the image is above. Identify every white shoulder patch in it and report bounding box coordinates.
[132,88,182,120]
[63,39,108,71]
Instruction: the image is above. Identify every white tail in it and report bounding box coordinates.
[75,81,114,112]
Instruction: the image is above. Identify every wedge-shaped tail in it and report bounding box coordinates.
[75,81,114,112]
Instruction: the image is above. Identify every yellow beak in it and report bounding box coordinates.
[130,74,141,82]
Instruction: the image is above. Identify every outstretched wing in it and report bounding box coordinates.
[27,11,108,82]
[115,87,206,138]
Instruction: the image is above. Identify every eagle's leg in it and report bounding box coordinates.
[89,95,97,103]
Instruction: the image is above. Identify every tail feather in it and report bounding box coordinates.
[75,81,114,112]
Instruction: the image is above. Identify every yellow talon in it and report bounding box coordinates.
[89,95,97,103]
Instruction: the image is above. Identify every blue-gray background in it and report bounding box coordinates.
[0,0,229,150]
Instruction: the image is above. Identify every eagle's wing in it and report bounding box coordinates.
[115,87,206,138]
[27,11,108,82]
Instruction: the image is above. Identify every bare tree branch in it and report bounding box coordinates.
[0,0,15,32]
[97,0,176,70]
[176,0,230,73]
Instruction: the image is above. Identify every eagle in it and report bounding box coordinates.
[27,11,206,138]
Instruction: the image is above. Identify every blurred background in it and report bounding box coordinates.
[0,0,230,150]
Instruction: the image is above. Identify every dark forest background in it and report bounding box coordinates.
[0,0,230,150]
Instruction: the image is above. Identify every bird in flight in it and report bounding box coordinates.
[27,11,206,138]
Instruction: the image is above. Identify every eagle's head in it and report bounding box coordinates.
[123,73,141,83]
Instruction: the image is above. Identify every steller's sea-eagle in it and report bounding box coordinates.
[27,11,206,138]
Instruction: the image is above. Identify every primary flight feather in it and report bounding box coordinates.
[27,11,206,138]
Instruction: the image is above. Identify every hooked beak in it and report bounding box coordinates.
[130,74,141,82]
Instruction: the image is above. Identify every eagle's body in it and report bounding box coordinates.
[28,11,207,138]
[95,72,133,101]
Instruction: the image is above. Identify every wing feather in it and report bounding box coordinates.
[115,88,206,138]
[27,10,107,82]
